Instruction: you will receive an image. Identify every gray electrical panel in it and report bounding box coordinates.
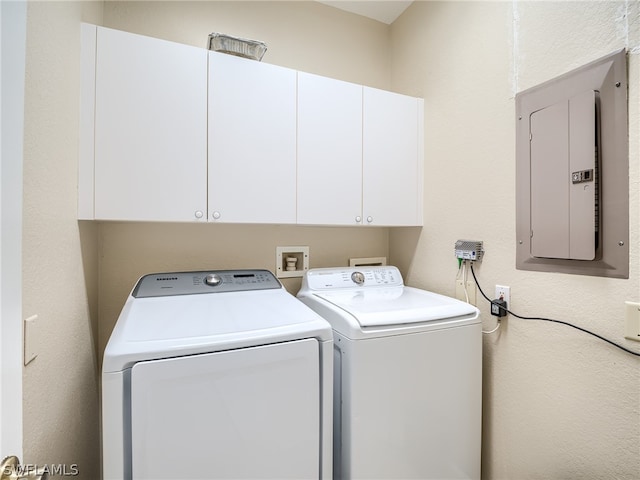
[515,49,628,278]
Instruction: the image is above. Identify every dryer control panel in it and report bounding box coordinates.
[302,266,403,291]
[132,269,281,298]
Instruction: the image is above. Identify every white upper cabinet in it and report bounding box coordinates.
[297,78,424,227]
[297,72,363,225]
[363,87,424,226]
[208,52,297,224]
[90,26,208,222]
[80,25,423,226]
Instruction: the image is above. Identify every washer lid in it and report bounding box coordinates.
[313,286,478,327]
[103,288,332,373]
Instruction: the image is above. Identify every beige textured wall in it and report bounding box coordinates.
[102,0,391,88]
[390,1,640,479]
[22,1,102,478]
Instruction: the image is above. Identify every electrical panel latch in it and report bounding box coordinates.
[571,169,594,184]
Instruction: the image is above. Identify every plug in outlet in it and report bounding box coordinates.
[495,285,510,307]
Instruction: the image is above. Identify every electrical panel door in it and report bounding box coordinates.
[515,48,628,278]
[530,90,597,260]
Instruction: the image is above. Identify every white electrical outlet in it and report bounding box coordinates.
[624,301,640,342]
[495,285,511,307]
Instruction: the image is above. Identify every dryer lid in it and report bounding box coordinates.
[313,286,478,327]
[103,288,332,373]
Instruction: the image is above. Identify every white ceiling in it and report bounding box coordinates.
[316,1,413,25]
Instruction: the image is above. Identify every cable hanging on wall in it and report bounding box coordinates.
[469,262,640,357]
[457,259,501,335]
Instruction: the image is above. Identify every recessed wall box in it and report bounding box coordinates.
[515,49,628,278]
[349,257,387,267]
[276,246,309,278]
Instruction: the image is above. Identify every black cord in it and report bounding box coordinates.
[469,263,640,357]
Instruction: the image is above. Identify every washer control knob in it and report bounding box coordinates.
[204,273,222,287]
[351,271,365,285]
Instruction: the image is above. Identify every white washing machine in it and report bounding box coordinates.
[102,269,333,480]
[297,266,482,480]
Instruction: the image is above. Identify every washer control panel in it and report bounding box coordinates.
[132,269,281,298]
[303,266,403,290]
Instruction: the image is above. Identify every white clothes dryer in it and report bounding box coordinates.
[297,266,481,480]
[102,269,333,480]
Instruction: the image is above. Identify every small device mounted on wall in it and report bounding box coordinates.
[455,240,484,262]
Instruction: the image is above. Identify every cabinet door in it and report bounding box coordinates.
[94,27,207,222]
[297,73,363,225]
[363,87,423,226]
[208,52,296,224]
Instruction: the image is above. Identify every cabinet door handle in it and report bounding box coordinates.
[366,216,373,223]
[355,216,362,223]
[212,211,221,220]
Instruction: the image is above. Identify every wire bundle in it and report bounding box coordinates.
[467,262,639,357]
